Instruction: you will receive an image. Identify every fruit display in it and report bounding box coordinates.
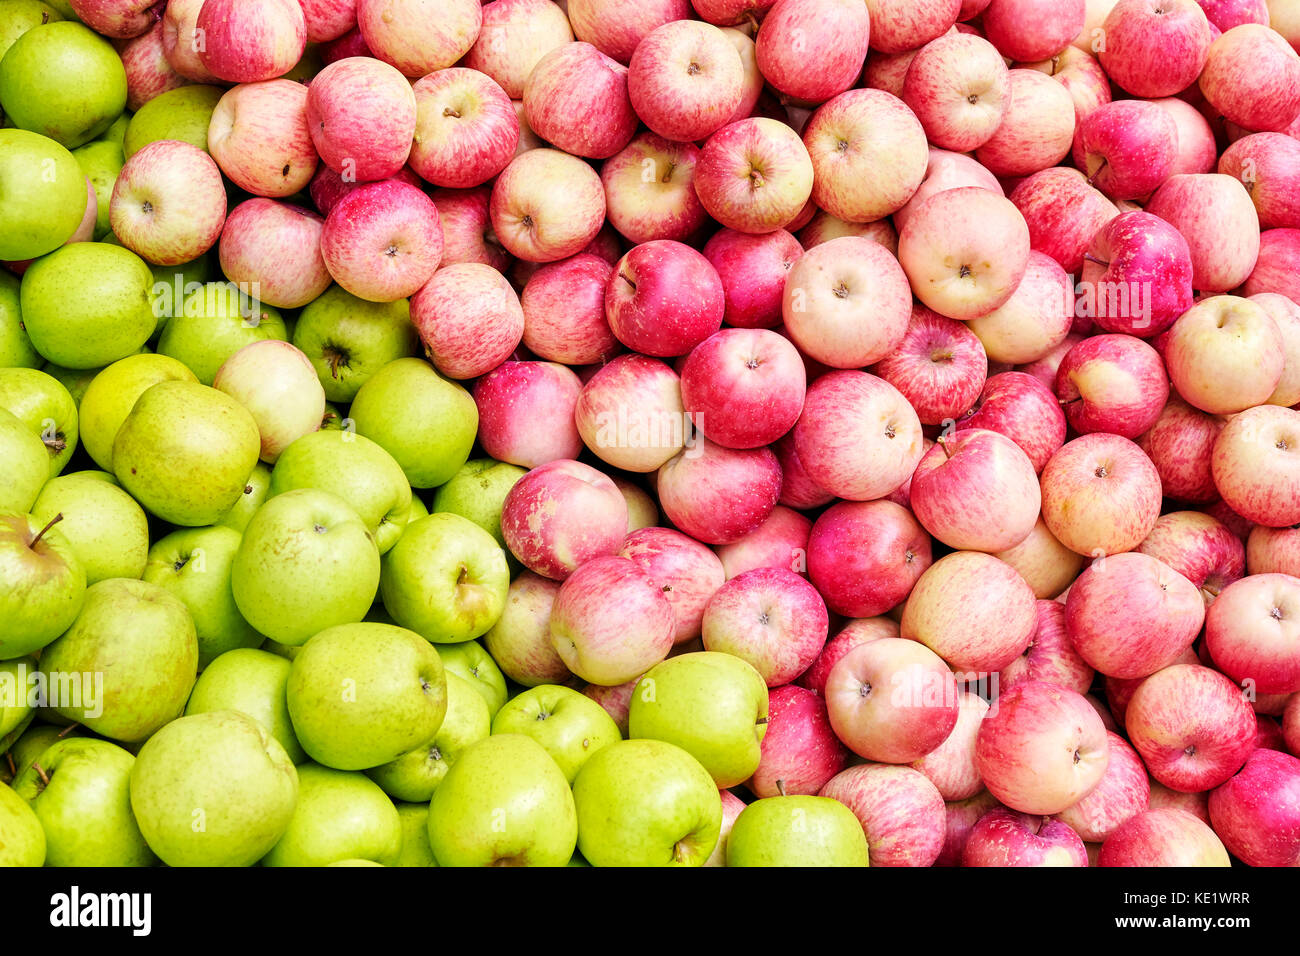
[3,0,1300,872]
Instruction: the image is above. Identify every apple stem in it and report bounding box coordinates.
[57,722,79,739]
[936,435,954,459]
[777,779,787,798]
[1086,158,1108,187]
[33,762,49,787]
[29,513,64,550]
[619,272,637,292]
[755,717,769,725]
[1083,253,1110,268]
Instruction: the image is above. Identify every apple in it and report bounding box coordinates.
[1055,334,1170,439]
[1098,0,1213,97]
[1136,510,1246,604]
[818,763,946,867]
[714,505,813,581]
[727,794,870,866]
[427,185,512,271]
[807,500,931,619]
[30,471,148,585]
[1219,132,1300,229]
[207,81,316,200]
[867,0,961,53]
[0,367,78,477]
[995,520,1087,601]
[1285,694,1300,754]
[0,511,85,660]
[1208,747,1300,865]
[1205,573,1300,694]
[263,764,401,866]
[464,0,574,99]
[893,148,1003,237]
[521,254,620,365]
[574,355,685,473]
[903,33,1010,152]
[357,0,481,77]
[0,130,89,263]
[195,0,305,83]
[1040,433,1163,557]
[973,69,1076,178]
[772,431,835,511]
[935,791,1002,866]
[962,808,1089,866]
[620,527,726,645]
[522,43,637,160]
[1125,664,1256,792]
[492,684,620,785]
[1021,45,1112,127]
[983,0,1085,60]
[1001,599,1093,692]
[0,780,44,866]
[490,148,607,262]
[1136,396,1224,504]
[606,240,725,357]
[436,642,509,719]
[480,572,568,687]
[976,681,1109,815]
[693,118,814,234]
[1097,807,1231,865]
[1075,100,1178,200]
[501,459,627,580]
[160,0,220,82]
[218,198,333,310]
[472,361,582,469]
[755,0,870,104]
[1051,731,1150,844]
[1248,524,1300,576]
[320,180,443,303]
[1145,173,1261,293]
[956,371,1066,473]
[680,328,806,449]
[217,462,271,534]
[1008,166,1117,275]
[307,56,417,184]
[1243,226,1300,299]
[909,689,989,801]
[214,341,325,465]
[657,438,782,546]
[1200,23,1300,133]
[602,134,707,244]
[747,685,848,797]
[1211,404,1300,527]
[700,567,828,687]
[158,281,289,387]
[566,0,693,64]
[799,213,899,254]
[184,648,304,763]
[797,618,900,697]
[410,263,524,381]
[629,20,744,144]
[1080,211,1195,338]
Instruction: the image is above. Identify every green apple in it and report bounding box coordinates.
[268,429,412,554]
[572,738,723,867]
[431,458,527,549]
[71,137,122,239]
[43,358,128,406]
[365,670,488,801]
[726,795,870,867]
[286,622,447,771]
[78,352,198,472]
[262,763,401,867]
[98,111,129,147]
[129,709,298,866]
[20,241,156,369]
[38,577,198,742]
[216,461,271,533]
[113,380,261,526]
[492,684,621,784]
[144,526,262,667]
[122,84,224,158]
[0,410,49,514]
[349,357,478,489]
[0,129,86,261]
[628,652,769,789]
[148,253,215,337]
[379,512,510,644]
[13,737,154,866]
[185,648,304,764]
[0,21,126,148]
[0,510,83,661]
[0,779,44,866]
[159,282,287,386]
[408,493,429,520]
[231,489,380,646]
[394,803,438,867]
[282,43,324,82]
[0,1,62,62]
[0,367,77,476]
[5,722,80,780]
[427,734,577,867]
[0,272,40,369]
[30,472,148,584]
[435,640,507,718]
[292,287,420,403]
[0,658,37,747]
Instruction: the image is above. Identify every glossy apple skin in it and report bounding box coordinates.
[320,180,444,303]
[1209,747,1300,866]
[714,506,812,581]
[807,500,932,619]
[700,567,829,687]
[911,690,989,801]
[1097,807,1231,866]
[873,306,988,427]
[796,618,899,697]
[601,134,706,245]
[523,42,637,160]
[605,240,725,358]
[197,0,307,84]
[976,681,1110,815]
[995,518,1086,600]
[219,199,333,310]
[1154,95,1220,176]
[657,438,782,547]
[755,0,871,104]
[472,362,583,469]
[1145,173,1261,293]
[521,254,619,365]
[408,68,519,189]
[1126,664,1257,793]
[956,371,1066,474]
[619,527,727,646]
[1055,334,1169,440]
[702,228,802,330]
[1080,211,1195,338]
[1076,99,1178,200]
[1009,167,1118,275]
[1205,573,1300,694]
[1200,23,1300,134]
[313,166,425,218]
[1040,433,1163,557]
[1001,599,1095,694]
[1098,0,1214,97]
[1219,132,1300,229]
[501,459,628,581]
[693,117,815,234]
[962,808,1088,866]
[747,685,848,798]
[628,19,746,144]
[308,56,417,184]
[819,763,947,868]
[1211,404,1300,527]
[982,0,1086,62]
[1243,226,1300,299]
[965,250,1074,367]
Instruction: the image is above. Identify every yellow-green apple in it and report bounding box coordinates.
[1125,663,1256,791]
[902,551,1037,671]
[620,527,726,644]
[0,511,85,660]
[715,505,812,580]
[606,240,724,357]
[286,622,446,770]
[728,793,870,866]
[123,83,224,157]
[819,763,946,867]
[490,148,607,262]
[161,0,221,82]
[307,56,416,183]
[1243,226,1300,299]
[411,68,518,187]
[1040,433,1163,556]
[935,790,1001,866]
[492,684,619,784]
[962,808,1087,866]
[1200,24,1300,132]
[956,370,1066,473]
[216,462,271,533]
[1136,396,1223,503]
[899,187,1031,321]
[693,117,814,233]
[262,763,401,866]
[808,500,931,618]
[195,0,305,83]
[782,236,912,368]
[358,0,479,76]
[0,780,44,866]
[1065,551,1204,679]
[410,263,524,380]
[482,572,570,686]
[159,282,288,386]
[892,149,1002,236]
[1205,573,1300,693]
[679,328,805,449]
[429,458,524,550]
[825,638,960,763]
[911,689,989,800]
[1098,0,1213,96]
[994,519,1085,599]
[348,357,479,489]
[1009,166,1117,274]
[231,488,380,645]
[903,33,1010,152]
[797,617,900,696]
[1076,100,1178,199]
[803,89,929,223]
[30,472,148,584]
[1022,45,1112,127]
[1055,334,1169,438]
[207,81,316,199]
[300,0,358,43]
[974,69,1076,177]
[1136,510,1245,604]
[436,641,508,717]
[0,368,76,477]
[473,361,582,468]
[464,0,573,98]
[429,185,512,269]
[755,0,869,104]
[1166,296,1282,413]
[601,134,706,245]
[1219,132,1300,229]
[1211,405,1300,527]
[1080,211,1194,338]
[77,354,197,472]
[501,459,627,579]
[1208,747,1300,865]
[320,180,442,303]
[292,288,419,403]
[1146,174,1261,292]
[976,680,1109,814]
[0,273,39,369]
[113,380,261,525]
[1097,806,1230,865]
[983,0,1085,59]
[39,577,198,742]
[1248,524,1300,575]
[185,648,304,762]
[574,737,722,868]
[657,439,782,545]
[0,130,89,261]
[219,198,333,309]
[1054,731,1149,842]
[550,555,675,685]
[521,253,619,364]
[747,684,846,797]
[628,20,743,143]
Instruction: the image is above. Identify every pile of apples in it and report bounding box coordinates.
[2,0,1300,869]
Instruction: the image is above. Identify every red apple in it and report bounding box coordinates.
[1098,0,1214,97]
[120,23,190,113]
[321,180,443,303]
[693,117,815,234]
[657,439,782,546]
[197,0,306,83]
[820,763,947,867]
[1243,226,1300,299]
[520,254,619,365]
[1040,433,1163,557]
[1076,100,1178,200]
[1211,404,1300,527]
[601,134,706,245]
[110,139,227,268]
[1136,510,1246,604]
[490,149,607,262]
[701,567,829,687]
[903,33,1010,152]
[307,56,417,184]
[409,68,518,189]
[482,572,570,688]
[523,42,637,160]
[747,685,849,797]
[1055,334,1169,439]
[983,0,1086,61]
[1154,95,1221,175]
[1247,524,1300,576]
[473,361,583,468]
[893,148,1003,236]
[1219,132,1300,229]
[629,19,745,143]
[1008,166,1117,274]
[866,0,962,54]
[218,198,332,309]
[1207,746,1300,865]
[973,69,1076,178]
[162,0,221,83]
[1146,173,1261,292]
[911,690,989,801]
[501,459,629,580]
[574,354,686,473]
[566,0,693,64]
[873,306,987,427]
[772,431,835,511]
[807,500,932,619]
[464,0,574,99]
[1135,396,1224,504]
[797,618,898,696]
[956,370,1065,473]
[755,0,871,104]
[1205,572,1300,694]
[994,520,1087,601]
[1097,807,1231,865]
[702,228,802,330]
[714,506,812,581]
[1001,599,1095,694]
[965,251,1074,366]
[605,240,725,358]
[1200,23,1300,133]
[620,526,727,645]
[70,0,162,39]
[1080,211,1194,338]
[357,0,481,77]
[208,80,317,200]
[962,808,1088,866]
[936,791,1002,866]
[679,328,806,450]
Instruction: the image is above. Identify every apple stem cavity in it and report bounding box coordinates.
[29,512,65,550]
